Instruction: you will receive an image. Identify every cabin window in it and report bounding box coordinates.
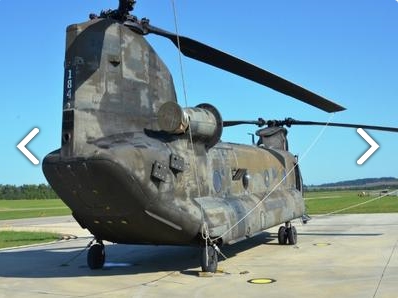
[294,163,302,192]
[213,170,222,193]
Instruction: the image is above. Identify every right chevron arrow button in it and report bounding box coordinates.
[356,128,380,165]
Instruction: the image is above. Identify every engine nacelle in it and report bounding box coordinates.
[157,102,223,148]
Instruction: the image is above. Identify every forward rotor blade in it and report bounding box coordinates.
[287,120,398,133]
[223,118,398,133]
[144,24,345,113]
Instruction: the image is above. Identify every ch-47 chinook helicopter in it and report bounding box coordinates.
[43,0,398,272]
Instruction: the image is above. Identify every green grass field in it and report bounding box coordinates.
[304,190,398,214]
[0,231,60,249]
[1,191,397,221]
[0,192,396,249]
[0,199,70,220]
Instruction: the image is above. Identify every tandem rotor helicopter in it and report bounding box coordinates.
[42,0,398,272]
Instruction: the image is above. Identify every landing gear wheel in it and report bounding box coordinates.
[278,226,287,245]
[287,226,297,245]
[200,245,218,273]
[87,242,105,269]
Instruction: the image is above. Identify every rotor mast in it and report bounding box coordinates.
[89,0,136,21]
[117,0,136,20]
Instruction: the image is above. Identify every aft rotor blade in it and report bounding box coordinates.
[223,119,265,127]
[288,120,398,133]
[144,24,345,113]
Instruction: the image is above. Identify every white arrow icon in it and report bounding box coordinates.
[356,128,379,165]
[17,128,40,165]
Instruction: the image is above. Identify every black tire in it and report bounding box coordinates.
[278,226,287,245]
[287,226,297,245]
[200,246,218,273]
[87,243,105,269]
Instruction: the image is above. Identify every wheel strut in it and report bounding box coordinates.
[200,243,219,273]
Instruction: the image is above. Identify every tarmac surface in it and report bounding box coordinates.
[0,214,397,298]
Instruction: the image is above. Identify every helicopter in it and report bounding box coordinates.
[42,0,398,273]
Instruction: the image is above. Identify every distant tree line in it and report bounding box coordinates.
[315,177,398,188]
[304,177,398,192]
[0,184,59,200]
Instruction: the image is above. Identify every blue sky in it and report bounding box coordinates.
[2,0,397,186]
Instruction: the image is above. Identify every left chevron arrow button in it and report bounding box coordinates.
[17,128,40,165]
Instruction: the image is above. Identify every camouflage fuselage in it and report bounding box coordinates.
[43,19,304,246]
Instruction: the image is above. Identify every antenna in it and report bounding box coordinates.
[247,133,255,145]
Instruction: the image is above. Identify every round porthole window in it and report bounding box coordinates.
[264,170,270,187]
[271,168,278,180]
[281,169,287,184]
[242,171,250,190]
[213,170,222,193]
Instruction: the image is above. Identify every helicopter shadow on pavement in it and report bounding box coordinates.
[0,232,274,279]
[217,231,275,257]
